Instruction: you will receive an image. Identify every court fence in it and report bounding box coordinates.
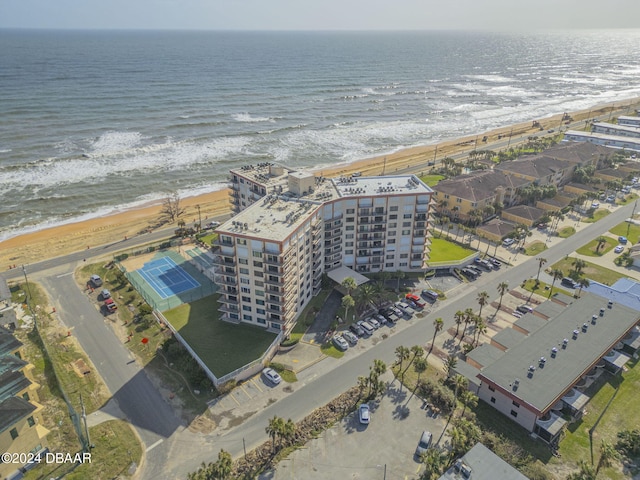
[154,310,283,387]
[114,248,216,312]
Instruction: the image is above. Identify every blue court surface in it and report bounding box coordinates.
[137,257,200,299]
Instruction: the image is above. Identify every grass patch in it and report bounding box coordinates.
[196,232,219,246]
[320,342,345,358]
[558,359,640,479]
[163,295,277,377]
[428,237,476,263]
[550,257,625,286]
[618,193,638,205]
[521,279,573,299]
[419,174,445,187]
[268,362,298,383]
[583,208,610,223]
[609,221,640,245]
[523,241,547,256]
[558,226,576,238]
[576,237,617,257]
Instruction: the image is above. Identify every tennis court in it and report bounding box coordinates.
[137,256,200,299]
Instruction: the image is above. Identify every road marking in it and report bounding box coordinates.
[229,393,241,406]
[239,383,252,399]
[251,378,263,393]
[145,439,163,452]
[56,272,74,278]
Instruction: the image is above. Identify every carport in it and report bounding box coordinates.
[326,266,370,287]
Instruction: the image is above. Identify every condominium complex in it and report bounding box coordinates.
[214,166,434,333]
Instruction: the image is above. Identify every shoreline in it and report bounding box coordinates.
[2,97,639,268]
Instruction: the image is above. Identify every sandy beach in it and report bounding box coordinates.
[2,98,639,269]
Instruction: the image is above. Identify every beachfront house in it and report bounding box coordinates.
[563,130,640,153]
[454,293,639,445]
[592,121,640,139]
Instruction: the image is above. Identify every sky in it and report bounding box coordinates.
[1,0,639,31]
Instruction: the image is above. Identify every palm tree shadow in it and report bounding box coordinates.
[392,403,411,420]
[386,383,408,405]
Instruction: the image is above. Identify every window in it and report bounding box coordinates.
[347,208,355,214]
[346,217,354,222]
[241,287,251,293]
[237,238,247,245]
[345,249,353,254]
[512,401,520,408]
[253,261,263,268]
[10,428,18,440]
[240,278,250,285]
[253,251,263,258]
[403,213,412,219]
[242,305,252,312]
[27,416,35,427]
[256,299,265,306]
[257,318,266,325]
[510,410,518,418]
[257,308,266,315]
[22,392,29,401]
[488,385,495,392]
[388,231,396,236]
[402,229,411,236]
[390,206,398,211]
[242,296,251,302]
[389,223,397,228]
[239,267,249,274]
[255,290,264,297]
[390,214,398,220]
[402,221,411,227]
[399,262,407,267]
[490,397,496,404]
[243,314,252,321]
[345,241,354,247]
[386,254,394,259]
[388,239,395,244]
[346,225,354,231]
[456,198,462,203]
[254,280,264,286]
[238,258,248,265]
[400,253,408,258]
[385,263,394,268]
[346,234,354,239]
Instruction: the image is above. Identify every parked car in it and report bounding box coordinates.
[414,431,433,457]
[342,331,358,345]
[488,257,501,269]
[421,289,439,302]
[366,317,380,329]
[332,334,349,351]
[474,258,492,271]
[100,289,111,300]
[561,277,577,288]
[606,195,616,203]
[618,236,628,244]
[262,367,282,385]
[516,304,533,314]
[357,320,375,336]
[104,298,117,312]
[461,268,478,280]
[206,221,221,229]
[405,294,426,308]
[374,314,388,326]
[359,403,370,424]
[468,265,483,275]
[89,274,103,287]
[378,307,399,323]
[591,202,600,209]
[614,245,625,254]
[350,323,365,337]
[502,238,515,247]
[395,302,414,316]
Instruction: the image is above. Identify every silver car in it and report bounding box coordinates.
[415,431,432,457]
[332,335,349,351]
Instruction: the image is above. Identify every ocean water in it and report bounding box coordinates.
[1,29,640,241]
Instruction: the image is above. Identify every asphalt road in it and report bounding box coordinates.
[2,188,636,479]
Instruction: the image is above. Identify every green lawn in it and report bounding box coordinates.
[419,174,445,187]
[428,237,476,263]
[583,209,610,223]
[558,358,640,479]
[550,257,625,286]
[522,279,573,299]
[163,295,277,377]
[576,237,617,257]
[609,221,640,245]
[197,232,219,246]
[558,226,576,238]
[524,241,547,256]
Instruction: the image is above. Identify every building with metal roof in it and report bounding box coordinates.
[438,443,529,480]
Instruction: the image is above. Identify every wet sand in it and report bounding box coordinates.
[2,98,638,268]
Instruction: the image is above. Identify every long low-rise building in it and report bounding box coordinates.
[617,115,640,127]
[215,171,434,332]
[592,121,640,139]
[563,130,640,152]
[458,293,640,445]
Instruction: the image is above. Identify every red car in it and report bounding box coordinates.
[405,294,426,309]
[104,298,118,312]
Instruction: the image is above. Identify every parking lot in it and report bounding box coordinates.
[265,373,448,480]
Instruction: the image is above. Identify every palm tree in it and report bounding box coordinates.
[341,295,355,324]
[341,277,357,296]
[476,291,489,319]
[395,346,411,387]
[282,419,296,448]
[474,318,487,346]
[595,236,608,253]
[355,284,376,312]
[211,449,233,480]
[459,390,478,418]
[497,281,509,311]
[577,277,590,298]
[369,359,387,398]
[357,376,369,399]
[404,345,425,377]
[549,268,564,298]
[444,354,458,379]
[428,318,444,358]
[413,357,428,393]
[596,439,620,475]
[419,448,446,480]
[535,257,547,284]
[567,460,597,480]
[572,258,587,277]
[459,308,474,345]
[453,310,464,338]
[265,416,284,453]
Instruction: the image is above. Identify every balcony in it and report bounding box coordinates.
[214,275,237,286]
[218,304,240,315]
[263,256,282,266]
[212,255,236,266]
[264,277,284,286]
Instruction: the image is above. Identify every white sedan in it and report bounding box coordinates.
[262,367,282,385]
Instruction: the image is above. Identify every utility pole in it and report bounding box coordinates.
[382,157,386,175]
[507,127,514,148]
[627,199,638,237]
[80,393,92,452]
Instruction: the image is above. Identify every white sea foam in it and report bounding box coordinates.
[233,113,273,123]
[90,131,143,154]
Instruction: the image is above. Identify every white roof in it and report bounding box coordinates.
[326,266,370,287]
